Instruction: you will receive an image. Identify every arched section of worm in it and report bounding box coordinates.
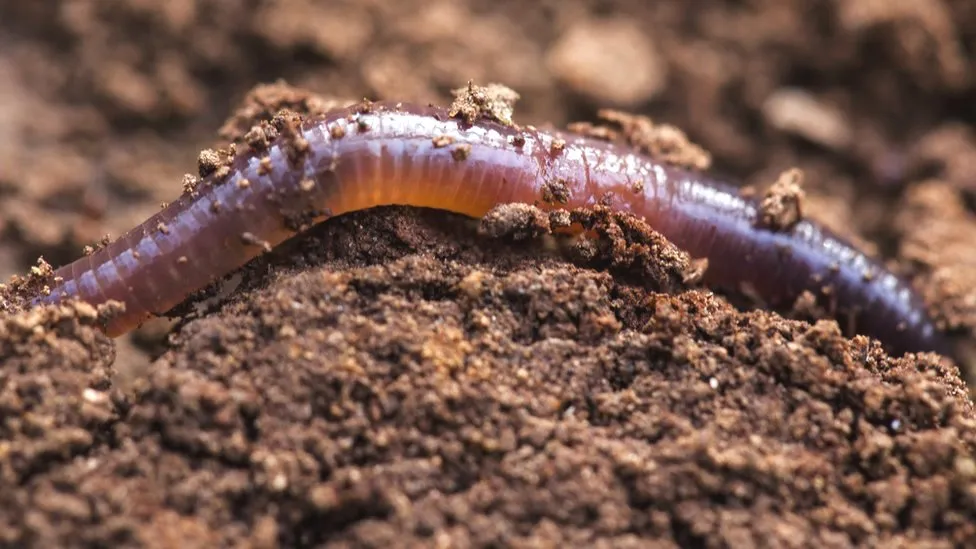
[31,101,951,357]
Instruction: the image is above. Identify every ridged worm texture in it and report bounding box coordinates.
[34,102,949,356]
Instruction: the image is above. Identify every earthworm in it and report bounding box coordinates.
[32,101,950,357]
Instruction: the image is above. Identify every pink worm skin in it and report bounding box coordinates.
[33,101,950,357]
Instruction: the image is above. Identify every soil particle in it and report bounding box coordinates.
[448,82,521,127]
[195,149,222,178]
[566,207,696,294]
[217,82,356,144]
[757,168,806,231]
[478,203,552,241]
[547,18,669,107]
[541,178,572,205]
[568,109,711,171]
[761,89,854,151]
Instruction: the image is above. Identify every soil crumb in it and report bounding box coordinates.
[757,168,806,231]
[448,81,521,126]
[547,18,668,107]
[478,203,552,241]
[568,109,712,171]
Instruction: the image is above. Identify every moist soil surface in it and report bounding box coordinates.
[2,1,976,547]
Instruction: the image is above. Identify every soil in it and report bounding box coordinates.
[2,1,976,547]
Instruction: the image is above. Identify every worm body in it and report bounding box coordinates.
[33,102,949,356]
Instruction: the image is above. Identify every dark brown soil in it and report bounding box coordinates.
[2,1,976,547]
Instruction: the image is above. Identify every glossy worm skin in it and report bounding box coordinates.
[33,101,949,357]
